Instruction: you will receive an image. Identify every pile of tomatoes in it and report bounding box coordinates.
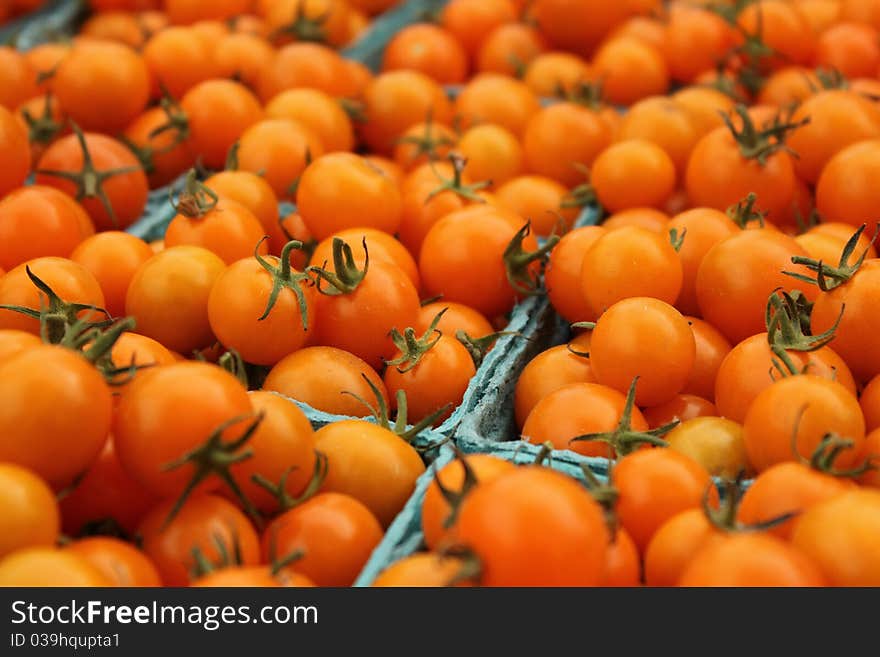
[1,0,880,587]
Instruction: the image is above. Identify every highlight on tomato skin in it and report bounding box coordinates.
[2,0,880,590]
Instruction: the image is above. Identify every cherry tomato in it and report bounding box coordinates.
[0,105,30,198]
[590,297,695,407]
[591,140,676,213]
[0,463,59,559]
[138,494,260,586]
[678,533,825,586]
[0,547,111,587]
[0,346,111,488]
[125,246,226,354]
[263,346,388,417]
[262,492,383,586]
[114,361,253,499]
[298,153,402,240]
[67,537,161,587]
[515,345,596,429]
[522,382,649,457]
[264,88,354,154]
[383,23,468,84]
[372,553,473,587]
[743,375,866,474]
[315,420,425,527]
[455,466,609,586]
[454,73,540,139]
[615,448,715,553]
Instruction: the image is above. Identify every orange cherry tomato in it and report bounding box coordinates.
[592,37,669,106]
[495,175,579,237]
[0,548,111,587]
[522,382,649,457]
[382,23,468,85]
[315,420,425,527]
[743,375,866,474]
[454,73,541,139]
[455,466,609,586]
[143,26,218,99]
[263,346,388,417]
[262,492,383,586]
[372,553,473,587]
[138,494,260,586]
[592,139,676,213]
[0,463,59,559]
[67,537,161,587]
[0,105,30,198]
[264,88,354,154]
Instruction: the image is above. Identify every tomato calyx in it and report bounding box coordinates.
[189,532,248,580]
[123,86,191,175]
[669,227,687,252]
[394,110,456,166]
[308,237,368,296]
[567,322,595,358]
[337,98,367,124]
[764,290,841,378]
[252,450,329,513]
[785,224,879,291]
[455,329,518,368]
[171,169,220,218]
[34,122,142,227]
[578,464,620,538]
[789,407,878,478]
[504,221,559,296]
[344,374,451,448]
[721,105,809,165]
[385,309,445,373]
[162,412,266,528]
[562,164,599,211]
[569,378,676,457]
[0,266,111,344]
[726,192,766,229]
[254,237,313,328]
[425,153,490,203]
[271,3,330,44]
[565,80,606,110]
[431,446,480,534]
[20,91,63,148]
[217,348,250,389]
[437,544,483,587]
[702,475,796,533]
[76,316,154,386]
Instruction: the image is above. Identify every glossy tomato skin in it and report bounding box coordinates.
[590,297,696,407]
[0,186,95,272]
[297,153,402,241]
[372,553,472,587]
[790,490,880,586]
[545,226,607,323]
[664,416,750,479]
[522,102,612,187]
[522,382,649,458]
[0,548,111,587]
[230,392,317,514]
[644,508,720,587]
[315,420,425,527]
[383,335,475,425]
[263,346,388,417]
[811,260,880,383]
[815,141,880,234]
[580,226,683,315]
[737,462,853,540]
[0,346,112,489]
[70,231,153,318]
[53,40,150,133]
[454,73,541,139]
[455,466,610,586]
[681,317,732,402]
[668,208,738,317]
[714,333,857,423]
[204,171,281,249]
[66,537,161,587]
[59,439,158,538]
[695,230,815,345]
[123,106,195,188]
[643,395,718,430]
[0,330,41,361]
[742,376,866,474]
[113,362,253,499]
[262,493,383,587]
[421,455,515,551]
[165,198,268,266]
[0,256,105,335]
[685,125,796,221]
[615,448,715,553]
[678,533,826,587]
[313,260,420,371]
[496,175,578,237]
[420,205,536,319]
[207,257,316,366]
[35,132,149,232]
[125,246,226,354]
[0,463,60,559]
[514,345,596,429]
[138,495,260,586]
[264,88,355,154]
[180,79,263,170]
